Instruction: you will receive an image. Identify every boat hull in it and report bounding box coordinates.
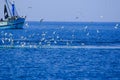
[0,17,25,29]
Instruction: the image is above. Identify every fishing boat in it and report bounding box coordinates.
[0,0,25,29]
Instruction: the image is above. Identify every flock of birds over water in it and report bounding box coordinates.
[0,23,120,48]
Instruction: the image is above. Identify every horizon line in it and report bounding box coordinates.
[25,20,120,23]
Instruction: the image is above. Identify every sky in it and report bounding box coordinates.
[0,0,120,22]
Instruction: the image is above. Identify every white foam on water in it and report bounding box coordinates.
[86,32,89,36]
[25,23,29,27]
[53,31,56,34]
[97,30,100,33]
[0,45,120,49]
[1,39,4,44]
[116,24,119,27]
[114,26,118,29]
[61,26,64,29]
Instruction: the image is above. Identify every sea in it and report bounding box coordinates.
[0,21,120,80]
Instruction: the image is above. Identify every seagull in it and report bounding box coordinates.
[40,19,44,23]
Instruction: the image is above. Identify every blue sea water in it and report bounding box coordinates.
[0,21,120,80]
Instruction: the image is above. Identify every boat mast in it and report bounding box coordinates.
[12,1,15,16]
[12,1,19,16]
[14,6,19,16]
